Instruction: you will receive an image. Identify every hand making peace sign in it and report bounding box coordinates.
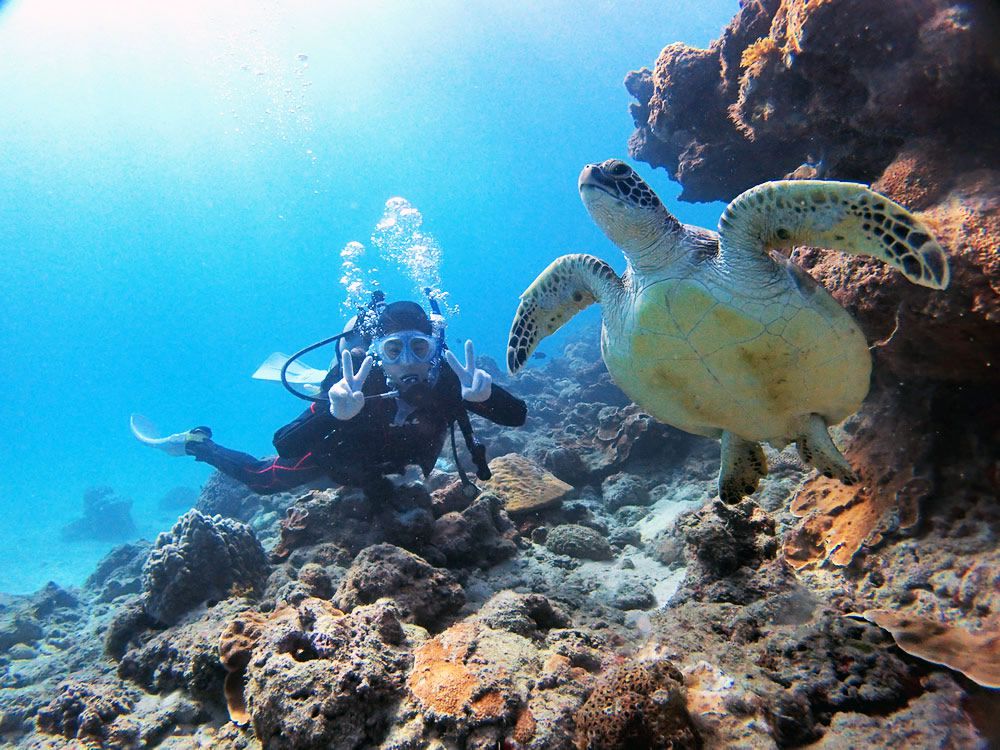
[328,349,374,420]
[445,340,493,403]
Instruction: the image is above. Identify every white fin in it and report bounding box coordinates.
[252,352,328,384]
[130,413,166,446]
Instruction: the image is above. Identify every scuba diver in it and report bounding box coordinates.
[132,293,527,500]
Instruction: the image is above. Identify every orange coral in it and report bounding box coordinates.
[512,706,537,744]
[408,622,510,721]
[739,36,778,70]
[857,610,1000,689]
[783,386,927,569]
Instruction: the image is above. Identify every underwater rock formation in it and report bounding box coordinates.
[196,471,264,521]
[334,543,465,629]
[84,542,150,604]
[545,524,615,562]
[221,597,413,749]
[628,0,1000,201]
[142,510,268,626]
[117,597,251,703]
[35,678,138,746]
[60,486,137,542]
[406,590,604,748]
[573,658,698,750]
[429,491,519,568]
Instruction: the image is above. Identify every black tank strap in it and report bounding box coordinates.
[450,407,492,487]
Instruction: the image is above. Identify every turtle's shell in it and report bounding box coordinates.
[601,258,870,444]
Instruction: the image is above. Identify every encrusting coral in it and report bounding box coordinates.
[485,453,573,515]
[857,610,1000,689]
[573,658,698,750]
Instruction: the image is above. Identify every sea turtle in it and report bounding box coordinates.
[507,160,949,503]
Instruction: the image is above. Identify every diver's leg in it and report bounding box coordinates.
[187,439,326,494]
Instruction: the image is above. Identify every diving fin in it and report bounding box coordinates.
[252,352,328,384]
[130,414,210,457]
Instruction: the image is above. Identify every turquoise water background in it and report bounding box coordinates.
[0,0,735,593]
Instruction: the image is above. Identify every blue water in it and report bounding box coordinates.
[0,0,734,593]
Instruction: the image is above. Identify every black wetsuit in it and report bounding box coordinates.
[187,352,526,495]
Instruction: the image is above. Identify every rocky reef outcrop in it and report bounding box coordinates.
[60,486,137,542]
[221,597,414,749]
[142,510,269,626]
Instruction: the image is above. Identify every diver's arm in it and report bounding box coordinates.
[272,367,342,457]
[465,384,527,427]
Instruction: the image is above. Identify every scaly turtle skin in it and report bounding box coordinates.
[507,160,949,503]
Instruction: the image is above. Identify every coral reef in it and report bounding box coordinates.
[34,678,137,746]
[573,659,698,750]
[4,317,997,747]
[485,453,573,514]
[225,598,414,749]
[195,471,264,522]
[858,609,1000,689]
[545,524,615,561]
[333,543,465,629]
[60,486,137,542]
[430,491,519,568]
[406,590,604,748]
[142,510,268,626]
[628,0,1000,202]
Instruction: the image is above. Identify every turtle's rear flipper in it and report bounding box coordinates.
[507,253,622,374]
[719,180,949,290]
[795,414,858,485]
[719,432,768,503]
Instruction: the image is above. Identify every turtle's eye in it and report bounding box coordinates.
[608,162,631,178]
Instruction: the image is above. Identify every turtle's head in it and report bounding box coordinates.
[579,160,683,271]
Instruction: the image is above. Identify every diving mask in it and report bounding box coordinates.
[374,331,439,364]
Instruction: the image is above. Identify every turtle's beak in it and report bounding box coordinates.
[579,164,613,196]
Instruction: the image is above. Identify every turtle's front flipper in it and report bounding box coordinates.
[795,414,858,485]
[718,180,949,289]
[719,431,768,503]
[507,253,623,374]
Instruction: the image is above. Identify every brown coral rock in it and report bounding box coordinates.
[407,591,604,745]
[334,543,465,629]
[220,597,411,749]
[573,658,699,750]
[218,606,300,724]
[629,0,1000,203]
[485,453,572,514]
[859,610,1000,689]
